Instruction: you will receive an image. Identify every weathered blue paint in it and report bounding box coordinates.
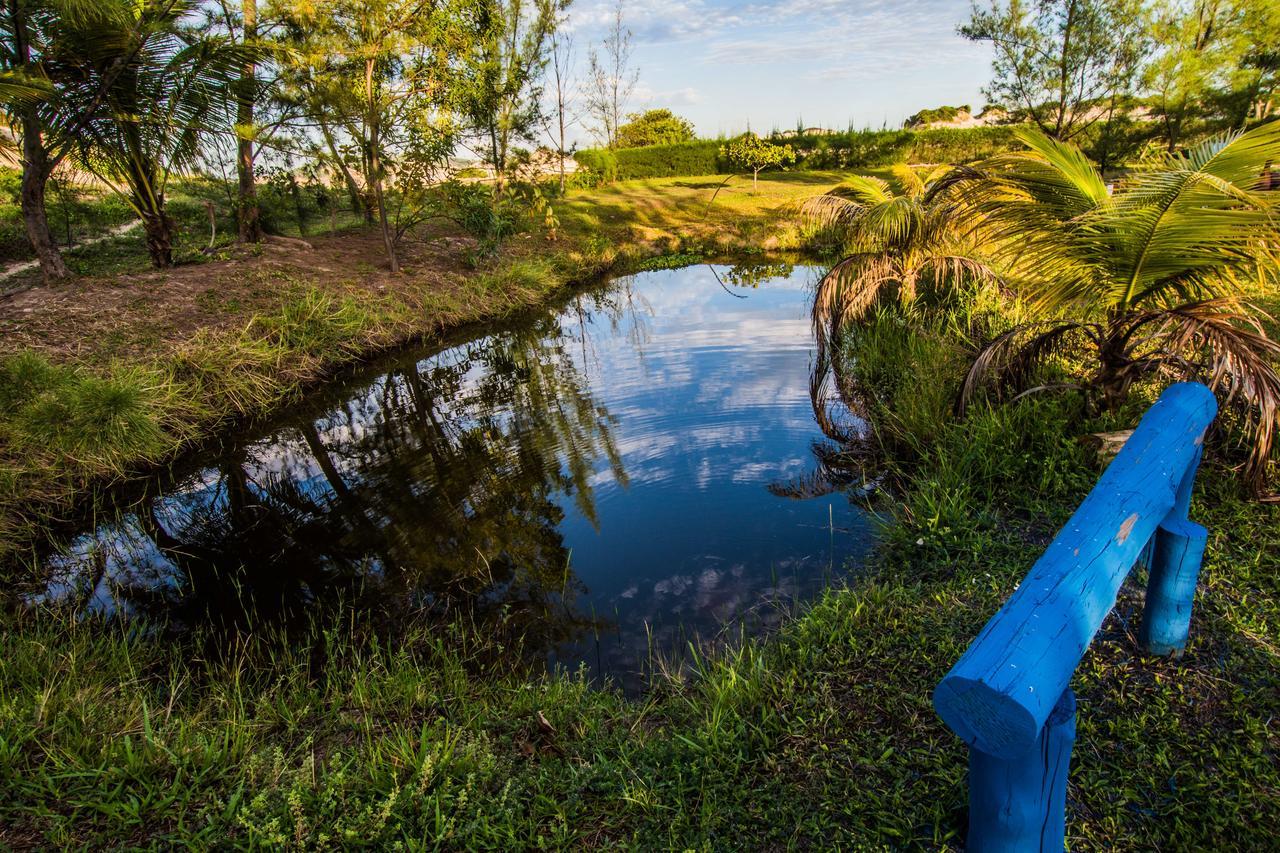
[933,382,1217,760]
[933,382,1217,852]
[967,690,1075,853]
[1138,517,1208,655]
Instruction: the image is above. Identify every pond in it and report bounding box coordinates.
[37,261,877,692]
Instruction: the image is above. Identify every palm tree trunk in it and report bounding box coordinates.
[18,113,70,281]
[11,0,70,283]
[141,210,176,267]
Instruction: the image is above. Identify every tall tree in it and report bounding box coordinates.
[1145,1,1236,150]
[272,0,468,273]
[2,0,68,279]
[961,0,1148,141]
[459,0,563,186]
[584,0,636,148]
[543,22,575,193]
[217,0,264,243]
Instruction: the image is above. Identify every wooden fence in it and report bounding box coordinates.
[932,382,1218,851]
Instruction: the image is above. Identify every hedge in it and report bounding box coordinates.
[575,126,1024,184]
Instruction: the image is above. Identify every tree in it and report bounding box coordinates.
[543,25,575,194]
[802,164,999,438]
[615,108,694,148]
[961,0,1148,141]
[213,0,265,243]
[584,0,636,148]
[954,125,1280,492]
[59,1,248,267]
[459,0,563,187]
[271,0,467,273]
[0,0,136,281]
[721,132,793,192]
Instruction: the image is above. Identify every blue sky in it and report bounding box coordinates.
[563,0,993,143]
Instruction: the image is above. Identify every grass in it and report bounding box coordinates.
[557,169,877,256]
[0,170,850,567]
[1,173,1278,847]
[3,445,1275,847]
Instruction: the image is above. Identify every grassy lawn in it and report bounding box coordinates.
[1,174,1277,848]
[557,169,864,252]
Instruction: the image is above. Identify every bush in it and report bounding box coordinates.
[615,109,696,148]
[576,140,724,181]
[575,127,1025,184]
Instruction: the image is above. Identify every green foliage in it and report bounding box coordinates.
[633,251,703,272]
[574,127,1024,185]
[720,133,795,182]
[955,124,1280,490]
[614,109,696,148]
[576,139,723,182]
[904,104,972,127]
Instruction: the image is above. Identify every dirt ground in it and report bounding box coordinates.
[0,228,488,366]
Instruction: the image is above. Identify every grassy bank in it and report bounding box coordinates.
[3,362,1276,848]
[0,170,842,568]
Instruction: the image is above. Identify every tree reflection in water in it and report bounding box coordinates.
[40,309,630,665]
[38,264,876,691]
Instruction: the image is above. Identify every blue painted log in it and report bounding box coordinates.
[933,382,1217,760]
[1138,518,1208,656]
[968,689,1076,853]
[1139,445,1208,656]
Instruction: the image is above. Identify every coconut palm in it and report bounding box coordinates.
[954,124,1280,492]
[49,0,248,267]
[806,164,999,329]
[802,164,999,441]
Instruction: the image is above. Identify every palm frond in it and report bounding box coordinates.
[1141,301,1280,493]
[957,321,1095,415]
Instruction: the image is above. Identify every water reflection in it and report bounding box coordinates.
[39,263,876,691]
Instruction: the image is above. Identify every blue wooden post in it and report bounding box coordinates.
[932,383,1217,851]
[968,690,1075,852]
[1139,446,1208,656]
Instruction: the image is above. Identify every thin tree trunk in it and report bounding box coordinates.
[1054,0,1078,139]
[236,0,262,243]
[366,58,398,273]
[319,119,369,223]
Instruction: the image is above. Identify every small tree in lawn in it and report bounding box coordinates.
[721,133,793,193]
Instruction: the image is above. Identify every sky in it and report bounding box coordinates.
[562,0,994,145]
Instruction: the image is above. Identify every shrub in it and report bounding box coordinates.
[615,109,696,148]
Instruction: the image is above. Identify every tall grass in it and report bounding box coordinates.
[0,248,606,568]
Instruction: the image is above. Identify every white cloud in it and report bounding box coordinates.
[633,83,703,106]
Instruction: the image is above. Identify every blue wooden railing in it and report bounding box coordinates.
[932,382,1218,852]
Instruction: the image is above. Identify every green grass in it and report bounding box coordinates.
[4,293,1278,848]
[0,248,618,565]
[556,170,882,256]
[2,175,1277,848]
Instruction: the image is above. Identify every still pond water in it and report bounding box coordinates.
[40,262,876,690]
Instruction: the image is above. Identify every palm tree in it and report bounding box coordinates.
[805,163,999,344]
[51,0,247,267]
[802,164,999,439]
[954,125,1280,492]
